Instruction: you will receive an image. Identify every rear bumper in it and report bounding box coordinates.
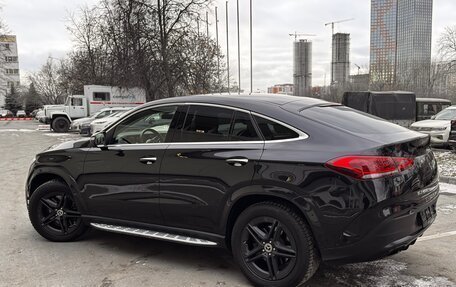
[321,185,439,263]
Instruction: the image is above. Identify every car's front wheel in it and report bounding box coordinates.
[232,202,320,287]
[28,180,88,242]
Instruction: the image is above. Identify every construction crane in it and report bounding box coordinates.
[354,63,361,75]
[324,18,355,35]
[289,32,316,42]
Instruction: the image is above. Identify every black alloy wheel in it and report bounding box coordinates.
[232,202,320,287]
[29,180,88,241]
[241,217,297,281]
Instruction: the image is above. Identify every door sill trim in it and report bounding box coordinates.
[90,223,218,246]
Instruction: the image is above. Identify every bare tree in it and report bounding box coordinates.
[28,58,69,105]
[64,0,219,101]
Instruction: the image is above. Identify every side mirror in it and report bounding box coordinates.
[91,132,108,150]
[431,115,436,120]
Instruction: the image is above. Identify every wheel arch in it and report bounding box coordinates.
[28,172,67,199]
[51,113,71,122]
[224,193,322,254]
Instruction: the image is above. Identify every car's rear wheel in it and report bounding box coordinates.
[28,180,87,242]
[232,202,319,287]
[52,117,70,133]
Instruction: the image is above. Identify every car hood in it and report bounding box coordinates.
[73,117,94,125]
[411,120,450,128]
[45,138,90,152]
[92,117,118,125]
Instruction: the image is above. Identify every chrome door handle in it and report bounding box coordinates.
[226,158,249,167]
[140,157,157,165]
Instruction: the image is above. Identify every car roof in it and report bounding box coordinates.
[416,98,451,103]
[142,93,330,113]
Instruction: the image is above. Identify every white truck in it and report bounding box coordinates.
[43,85,146,132]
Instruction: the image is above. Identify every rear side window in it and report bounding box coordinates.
[93,92,111,101]
[253,115,299,141]
[302,106,407,134]
[231,111,261,141]
[175,105,234,142]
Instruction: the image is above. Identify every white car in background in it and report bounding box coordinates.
[410,105,456,146]
[90,109,132,135]
[71,107,133,135]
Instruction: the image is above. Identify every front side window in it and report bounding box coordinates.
[254,115,299,141]
[93,92,111,101]
[71,98,83,106]
[111,106,177,144]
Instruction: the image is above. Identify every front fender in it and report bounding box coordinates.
[26,164,87,214]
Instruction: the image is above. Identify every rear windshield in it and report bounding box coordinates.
[301,106,408,134]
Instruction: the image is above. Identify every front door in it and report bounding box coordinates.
[159,105,264,233]
[80,105,178,225]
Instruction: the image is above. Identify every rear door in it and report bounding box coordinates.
[159,105,264,233]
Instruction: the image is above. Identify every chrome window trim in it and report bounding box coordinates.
[103,102,309,147]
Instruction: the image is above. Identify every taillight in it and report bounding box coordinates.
[325,156,414,180]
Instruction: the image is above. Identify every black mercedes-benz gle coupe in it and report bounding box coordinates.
[26,94,439,287]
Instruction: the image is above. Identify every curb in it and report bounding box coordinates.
[0,118,34,121]
[440,176,456,185]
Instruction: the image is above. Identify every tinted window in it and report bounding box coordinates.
[231,111,260,141]
[254,115,299,141]
[111,106,177,144]
[174,105,234,142]
[302,106,407,134]
[93,92,111,101]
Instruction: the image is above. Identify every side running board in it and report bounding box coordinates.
[90,223,218,246]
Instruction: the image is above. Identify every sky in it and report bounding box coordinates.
[2,0,456,92]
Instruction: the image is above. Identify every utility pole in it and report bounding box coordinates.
[249,0,253,94]
[215,6,221,90]
[236,0,241,94]
[226,1,230,93]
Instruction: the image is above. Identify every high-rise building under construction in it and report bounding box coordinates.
[331,33,350,85]
[293,40,312,97]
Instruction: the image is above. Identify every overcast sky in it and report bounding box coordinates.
[2,0,456,92]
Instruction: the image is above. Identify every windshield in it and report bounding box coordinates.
[434,108,456,120]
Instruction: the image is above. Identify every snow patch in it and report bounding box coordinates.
[440,183,456,195]
[319,259,455,286]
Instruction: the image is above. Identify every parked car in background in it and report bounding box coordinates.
[449,120,456,150]
[16,110,26,118]
[90,109,132,135]
[35,109,46,123]
[342,91,416,127]
[416,98,451,121]
[0,109,13,118]
[27,94,439,287]
[410,105,456,146]
[71,107,134,135]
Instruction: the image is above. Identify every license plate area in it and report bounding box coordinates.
[417,204,436,228]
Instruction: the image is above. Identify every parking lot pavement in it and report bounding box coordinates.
[1,121,456,287]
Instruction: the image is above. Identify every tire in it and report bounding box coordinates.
[52,117,70,133]
[28,180,88,242]
[231,202,320,287]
